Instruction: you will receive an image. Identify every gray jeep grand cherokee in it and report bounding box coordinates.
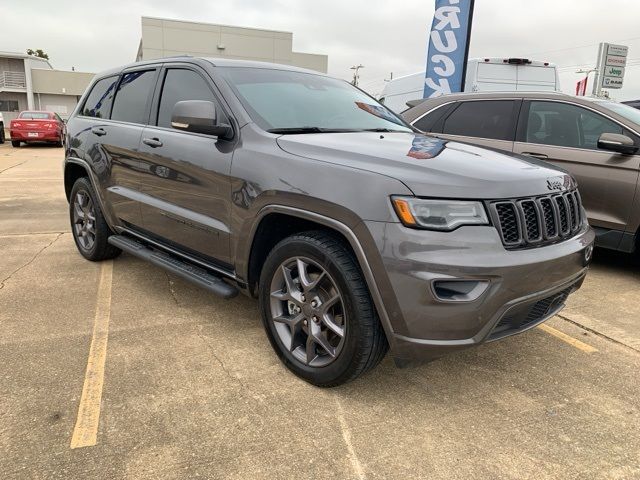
[63,57,595,386]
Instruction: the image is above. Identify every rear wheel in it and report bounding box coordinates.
[0,126,5,144]
[259,231,388,386]
[69,177,121,261]
[11,140,19,148]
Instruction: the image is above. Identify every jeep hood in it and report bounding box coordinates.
[276,132,575,198]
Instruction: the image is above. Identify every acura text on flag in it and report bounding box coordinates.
[423,0,475,98]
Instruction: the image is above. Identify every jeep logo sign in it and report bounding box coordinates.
[423,0,475,99]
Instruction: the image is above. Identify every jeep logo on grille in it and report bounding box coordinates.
[546,178,566,191]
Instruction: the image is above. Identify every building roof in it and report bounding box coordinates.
[0,51,53,69]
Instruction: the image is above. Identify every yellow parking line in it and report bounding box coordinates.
[538,323,598,353]
[70,261,113,449]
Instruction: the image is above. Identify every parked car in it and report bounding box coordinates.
[10,110,65,147]
[63,58,594,386]
[403,92,640,255]
[0,112,5,144]
[379,58,561,113]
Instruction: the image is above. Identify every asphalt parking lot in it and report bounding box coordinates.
[1,142,639,480]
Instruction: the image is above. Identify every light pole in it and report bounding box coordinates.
[350,64,364,86]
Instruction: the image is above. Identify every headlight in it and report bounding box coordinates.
[392,197,489,231]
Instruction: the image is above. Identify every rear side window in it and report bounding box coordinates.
[157,69,218,129]
[413,103,456,132]
[110,70,156,124]
[81,76,117,118]
[442,100,516,141]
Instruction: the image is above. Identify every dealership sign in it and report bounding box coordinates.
[596,43,628,90]
[423,0,475,98]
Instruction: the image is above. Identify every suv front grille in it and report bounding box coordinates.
[489,190,584,249]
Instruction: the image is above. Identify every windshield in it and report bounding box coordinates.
[218,67,412,133]
[597,101,640,126]
[19,112,50,119]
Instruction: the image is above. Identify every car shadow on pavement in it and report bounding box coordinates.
[591,246,640,278]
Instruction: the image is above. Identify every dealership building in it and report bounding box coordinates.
[0,51,93,121]
[135,16,328,73]
[1,18,327,123]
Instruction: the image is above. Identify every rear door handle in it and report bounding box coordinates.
[91,127,106,137]
[521,152,548,160]
[142,137,163,148]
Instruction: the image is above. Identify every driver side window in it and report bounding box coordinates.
[526,101,623,151]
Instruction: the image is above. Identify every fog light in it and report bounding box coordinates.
[432,280,489,302]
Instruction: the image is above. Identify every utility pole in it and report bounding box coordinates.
[350,64,364,86]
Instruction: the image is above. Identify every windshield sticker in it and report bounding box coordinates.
[354,102,400,124]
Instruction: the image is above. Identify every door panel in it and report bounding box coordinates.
[137,128,233,265]
[514,101,640,232]
[136,66,234,265]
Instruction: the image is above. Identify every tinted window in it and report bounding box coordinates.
[157,69,217,129]
[442,100,516,140]
[19,112,51,119]
[81,77,117,118]
[526,101,623,150]
[110,70,156,124]
[413,103,456,132]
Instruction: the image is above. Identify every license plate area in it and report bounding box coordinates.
[28,132,39,137]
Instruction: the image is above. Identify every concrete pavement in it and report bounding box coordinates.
[1,143,639,479]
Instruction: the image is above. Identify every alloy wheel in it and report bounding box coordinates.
[269,257,346,367]
[72,190,97,251]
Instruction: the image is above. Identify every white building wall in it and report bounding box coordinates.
[139,17,328,73]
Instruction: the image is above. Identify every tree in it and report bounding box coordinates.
[26,49,49,60]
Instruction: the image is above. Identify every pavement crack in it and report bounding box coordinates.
[0,233,63,291]
[557,313,640,354]
[0,160,27,175]
[195,325,248,391]
[165,272,180,306]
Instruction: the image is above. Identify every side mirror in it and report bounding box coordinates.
[171,100,232,138]
[597,133,638,155]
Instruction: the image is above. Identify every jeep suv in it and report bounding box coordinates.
[63,58,595,386]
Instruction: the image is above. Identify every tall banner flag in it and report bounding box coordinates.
[423,0,475,99]
[575,77,588,96]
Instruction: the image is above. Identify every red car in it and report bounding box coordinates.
[10,111,65,147]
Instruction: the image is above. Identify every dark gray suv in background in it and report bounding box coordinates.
[63,57,594,386]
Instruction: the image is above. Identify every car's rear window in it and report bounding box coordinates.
[19,112,51,119]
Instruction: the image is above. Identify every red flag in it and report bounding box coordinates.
[576,77,588,96]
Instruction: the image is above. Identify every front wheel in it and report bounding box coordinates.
[259,231,388,387]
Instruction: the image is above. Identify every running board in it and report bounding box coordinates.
[108,235,238,299]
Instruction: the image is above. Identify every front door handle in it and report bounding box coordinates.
[91,127,106,137]
[521,152,548,160]
[143,137,163,148]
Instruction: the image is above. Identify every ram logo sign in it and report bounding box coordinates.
[423,0,475,99]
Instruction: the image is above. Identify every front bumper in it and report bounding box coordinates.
[364,221,595,361]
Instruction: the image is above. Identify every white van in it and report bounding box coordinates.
[379,58,561,113]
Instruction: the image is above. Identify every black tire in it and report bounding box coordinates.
[0,126,5,144]
[69,177,121,261]
[259,231,388,387]
[11,140,20,148]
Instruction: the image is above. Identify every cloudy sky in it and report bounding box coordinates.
[3,0,640,100]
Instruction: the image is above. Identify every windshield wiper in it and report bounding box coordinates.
[361,128,410,133]
[267,127,360,134]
